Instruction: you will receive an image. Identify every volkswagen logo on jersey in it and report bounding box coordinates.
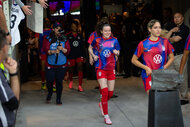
[153,54,162,64]
[103,49,111,57]
[73,41,79,47]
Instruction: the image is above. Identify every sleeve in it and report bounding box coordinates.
[166,40,175,54]
[88,32,95,44]
[63,40,70,55]
[176,26,189,39]
[43,36,50,54]
[91,37,97,48]
[184,35,190,50]
[15,0,24,7]
[134,41,144,57]
[3,96,19,111]
[114,39,121,50]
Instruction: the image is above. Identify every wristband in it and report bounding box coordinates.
[9,71,18,77]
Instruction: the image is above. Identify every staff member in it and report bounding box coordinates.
[43,22,70,105]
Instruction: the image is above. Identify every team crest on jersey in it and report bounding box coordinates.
[149,81,152,86]
[153,54,162,64]
[99,71,102,76]
[162,45,165,51]
[73,41,79,47]
[111,43,114,47]
[103,49,111,57]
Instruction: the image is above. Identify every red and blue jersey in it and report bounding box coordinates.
[184,34,190,50]
[134,37,174,79]
[88,31,98,44]
[91,36,120,70]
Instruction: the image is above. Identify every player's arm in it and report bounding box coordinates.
[179,50,190,74]
[163,53,174,69]
[131,55,152,76]
[88,45,98,62]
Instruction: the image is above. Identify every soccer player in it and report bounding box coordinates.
[131,19,174,94]
[179,35,190,74]
[67,20,85,92]
[88,23,120,125]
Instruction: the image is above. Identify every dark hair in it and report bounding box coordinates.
[0,29,7,50]
[147,19,161,29]
[95,17,110,36]
[43,18,51,29]
[49,31,57,44]
[174,12,184,17]
[71,20,79,27]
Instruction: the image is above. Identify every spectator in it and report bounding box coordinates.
[0,28,20,127]
[165,12,189,105]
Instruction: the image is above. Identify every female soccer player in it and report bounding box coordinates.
[43,22,70,105]
[179,34,190,74]
[131,19,174,94]
[67,20,85,92]
[88,23,120,125]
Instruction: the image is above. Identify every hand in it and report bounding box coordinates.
[171,27,179,33]
[3,57,17,74]
[113,49,119,56]
[22,5,32,15]
[57,44,63,51]
[93,55,98,61]
[39,0,49,8]
[55,49,60,54]
[6,35,12,44]
[145,66,152,76]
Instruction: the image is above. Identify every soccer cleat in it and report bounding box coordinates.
[104,117,112,125]
[41,83,46,90]
[53,86,56,92]
[78,85,83,92]
[98,102,104,116]
[69,81,73,89]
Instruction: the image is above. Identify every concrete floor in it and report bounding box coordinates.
[15,76,190,127]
